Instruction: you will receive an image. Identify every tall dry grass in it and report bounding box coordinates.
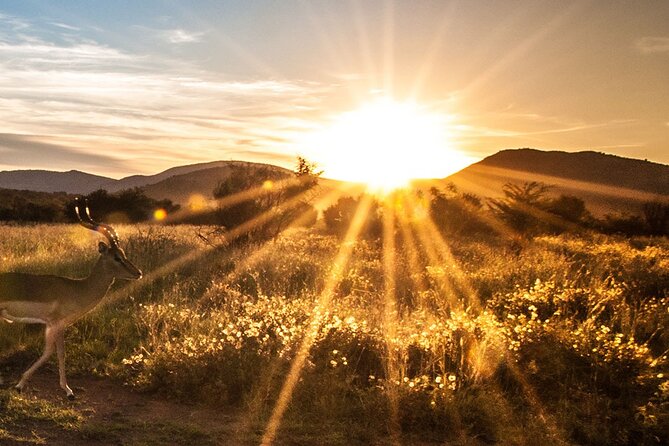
[1,223,667,444]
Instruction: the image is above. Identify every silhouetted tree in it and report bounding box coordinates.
[213,158,320,241]
[429,186,490,237]
[546,194,587,223]
[488,182,552,234]
[270,156,321,235]
[642,201,669,236]
[323,195,382,239]
[488,182,590,235]
[0,189,71,222]
[66,188,179,223]
[597,213,647,236]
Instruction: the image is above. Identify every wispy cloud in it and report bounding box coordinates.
[50,22,81,32]
[164,28,204,43]
[132,25,206,44]
[635,36,669,54]
[457,112,637,139]
[449,110,645,159]
[0,133,132,171]
[0,12,30,32]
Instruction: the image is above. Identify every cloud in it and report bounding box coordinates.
[0,133,132,171]
[164,29,204,43]
[132,25,205,44]
[0,14,334,176]
[0,12,30,31]
[50,22,81,32]
[635,36,669,54]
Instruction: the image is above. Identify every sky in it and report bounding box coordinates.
[0,0,668,179]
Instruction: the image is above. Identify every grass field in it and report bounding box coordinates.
[1,221,668,445]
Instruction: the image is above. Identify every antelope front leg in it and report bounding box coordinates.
[16,324,56,394]
[55,328,74,400]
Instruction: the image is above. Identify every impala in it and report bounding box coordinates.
[0,201,142,399]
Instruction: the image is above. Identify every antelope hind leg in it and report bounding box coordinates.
[15,325,56,394]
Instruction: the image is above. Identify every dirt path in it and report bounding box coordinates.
[1,366,249,446]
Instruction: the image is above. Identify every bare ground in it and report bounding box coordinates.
[1,364,251,446]
[1,358,435,446]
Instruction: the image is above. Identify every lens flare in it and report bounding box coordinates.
[153,209,167,221]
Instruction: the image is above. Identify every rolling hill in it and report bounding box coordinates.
[0,160,289,195]
[0,169,113,194]
[142,161,292,206]
[1,149,667,217]
[443,149,669,216]
[103,160,245,192]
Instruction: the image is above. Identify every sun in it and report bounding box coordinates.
[300,98,472,192]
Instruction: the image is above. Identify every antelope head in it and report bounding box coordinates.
[75,199,143,281]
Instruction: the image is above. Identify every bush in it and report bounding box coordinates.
[323,196,382,239]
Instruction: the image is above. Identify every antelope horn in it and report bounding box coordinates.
[75,198,119,247]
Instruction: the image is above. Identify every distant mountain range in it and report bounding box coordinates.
[1,149,667,216]
[0,169,113,195]
[0,160,290,197]
[444,149,668,215]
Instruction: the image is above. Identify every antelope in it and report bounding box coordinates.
[0,201,142,399]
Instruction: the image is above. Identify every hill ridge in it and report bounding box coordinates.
[444,148,668,216]
[477,148,669,195]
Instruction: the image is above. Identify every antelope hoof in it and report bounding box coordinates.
[14,384,22,394]
[67,393,75,401]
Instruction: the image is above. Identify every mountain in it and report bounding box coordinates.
[0,169,113,194]
[103,160,240,192]
[142,161,292,205]
[2,150,666,217]
[0,161,278,195]
[444,149,669,215]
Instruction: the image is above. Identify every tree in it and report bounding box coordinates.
[546,194,587,223]
[489,182,593,235]
[295,156,323,181]
[264,157,322,237]
[66,188,179,223]
[488,182,552,234]
[642,201,669,236]
[213,164,279,235]
[213,158,321,242]
[598,213,647,236]
[429,187,490,237]
[323,195,382,239]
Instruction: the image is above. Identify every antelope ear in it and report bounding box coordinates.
[98,241,109,253]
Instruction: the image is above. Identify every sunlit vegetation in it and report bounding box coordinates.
[1,210,667,444]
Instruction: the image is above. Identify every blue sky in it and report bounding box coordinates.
[1,1,668,178]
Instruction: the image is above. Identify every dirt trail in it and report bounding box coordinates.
[2,366,247,445]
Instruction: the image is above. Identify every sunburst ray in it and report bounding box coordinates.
[381,197,401,444]
[260,194,374,446]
